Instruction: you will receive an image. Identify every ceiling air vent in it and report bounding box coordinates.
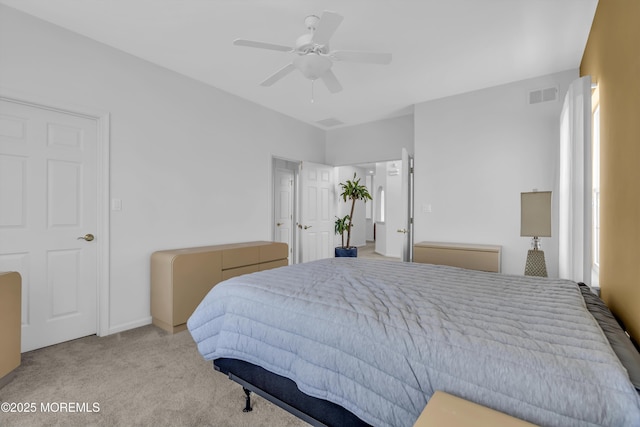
[316,117,344,128]
[528,86,558,105]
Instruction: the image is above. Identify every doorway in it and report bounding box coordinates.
[272,157,335,264]
[273,158,298,264]
[336,160,405,259]
[272,154,413,264]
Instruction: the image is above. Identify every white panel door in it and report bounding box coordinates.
[274,168,293,264]
[299,162,334,263]
[0,99,98,352]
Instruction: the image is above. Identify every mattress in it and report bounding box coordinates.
[187,258,640,427]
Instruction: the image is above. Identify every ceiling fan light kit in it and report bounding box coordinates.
[293,55,331,80]
[233,10,392,95]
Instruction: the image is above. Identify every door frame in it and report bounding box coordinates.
[271,156,300,264]
[401,148,415,262]
[0,89,111,337]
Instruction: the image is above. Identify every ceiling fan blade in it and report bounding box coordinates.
[320,69,343,94]
[260,63,297,87]
[311,11,344,46]
[233,39,293,52]
[331,50,392,64]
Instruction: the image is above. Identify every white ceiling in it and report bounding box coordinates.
[0,0,598,129]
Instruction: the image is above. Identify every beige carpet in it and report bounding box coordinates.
[0,325,309,427]
[358,242,400,262]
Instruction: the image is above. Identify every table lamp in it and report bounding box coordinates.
[521,191,551,277]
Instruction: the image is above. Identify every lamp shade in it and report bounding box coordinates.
[521,191,552,237]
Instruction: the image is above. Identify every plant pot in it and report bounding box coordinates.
[335,247,358,257]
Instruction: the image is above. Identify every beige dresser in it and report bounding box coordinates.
[151,241,288,333]
[413,241,501,273]
[0,272,21,388]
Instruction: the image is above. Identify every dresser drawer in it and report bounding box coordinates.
[151,241,288,333]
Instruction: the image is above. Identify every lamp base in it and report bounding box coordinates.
[525,250,547,277]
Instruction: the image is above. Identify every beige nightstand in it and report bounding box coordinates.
[0,271,21,388]
[414,391,537,427]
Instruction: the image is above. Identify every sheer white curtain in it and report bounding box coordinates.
[557,76,592,282]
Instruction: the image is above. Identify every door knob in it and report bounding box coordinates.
[77,234,95,242]
[397,228,407,234]
[276,222,283,227]
[303,225,312,230]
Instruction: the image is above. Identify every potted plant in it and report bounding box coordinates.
[335,173,372,257]
[334,214,350,255]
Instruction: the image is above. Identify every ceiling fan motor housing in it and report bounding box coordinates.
[295,33,329,54]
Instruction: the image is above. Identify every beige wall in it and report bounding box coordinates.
[580,0,640,340]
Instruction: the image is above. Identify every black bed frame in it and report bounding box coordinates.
[214,358,371,427]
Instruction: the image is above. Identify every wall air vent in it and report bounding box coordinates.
[528,86,558,105]
[316,117,344,127]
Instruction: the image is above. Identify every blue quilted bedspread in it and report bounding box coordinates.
[187,258,640,427]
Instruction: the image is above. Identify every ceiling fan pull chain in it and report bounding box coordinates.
[311,80,315,103]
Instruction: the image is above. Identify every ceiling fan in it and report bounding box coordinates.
[233,11,392,94]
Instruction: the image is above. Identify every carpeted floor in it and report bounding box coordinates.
[0,325,309,427]
[358,241,401,261]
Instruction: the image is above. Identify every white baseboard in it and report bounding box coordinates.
[103,316,152,336]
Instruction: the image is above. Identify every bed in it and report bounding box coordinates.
[187,257,640,426]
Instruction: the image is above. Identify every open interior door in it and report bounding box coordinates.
[400,148,414,262]
[298,161,334,263]
[273,167,294,264]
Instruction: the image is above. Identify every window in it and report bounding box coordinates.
[365,175,373,219]
[377,186,385,223]
[592,87,601,285]
[558,76,593,282]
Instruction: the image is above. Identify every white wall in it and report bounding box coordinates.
[325,115,414,166]
[0,6,325,333]
[414,70,578,276]
[0,5,584,334]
